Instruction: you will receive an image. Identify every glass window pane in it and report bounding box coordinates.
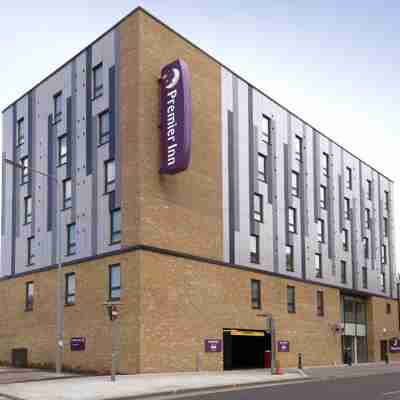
[100,112,110,134]
[262,115,269,136]
[107,160,116,183]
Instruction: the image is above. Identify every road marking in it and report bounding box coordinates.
[383,390,400,396]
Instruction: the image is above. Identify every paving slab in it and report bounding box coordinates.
[0,370,303,400]
[304,362,400,380]
[0,368,77,385]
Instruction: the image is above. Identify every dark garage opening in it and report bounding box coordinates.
[223,329,270,370]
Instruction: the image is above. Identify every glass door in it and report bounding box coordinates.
[342,335,355,364]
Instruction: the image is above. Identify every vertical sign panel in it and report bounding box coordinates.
[159,59,192,174]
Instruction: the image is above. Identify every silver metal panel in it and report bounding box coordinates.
[219,66,395,297]
[1,28,121,277]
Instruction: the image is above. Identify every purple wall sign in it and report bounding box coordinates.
[390,338,400,353]
[205,339,222,353]
[70,337,86,351]
[278,340,290,352]
[159,59,192,174]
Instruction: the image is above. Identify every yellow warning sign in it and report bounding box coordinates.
[229,330,265,337]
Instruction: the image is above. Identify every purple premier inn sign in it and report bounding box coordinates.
[204,339,222,353]
[390,338,400,353]
[278,340,290,352]
[159,59,192,174]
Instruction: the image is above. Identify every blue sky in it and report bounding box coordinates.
[1,1,399,271]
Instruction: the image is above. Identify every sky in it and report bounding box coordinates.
[1,1,399,272]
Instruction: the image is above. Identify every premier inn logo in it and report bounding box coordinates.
[159,59,192,174]
[162,67,181,89]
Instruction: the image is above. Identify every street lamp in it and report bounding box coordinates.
[4,158,64,373]
[257,313,276,374]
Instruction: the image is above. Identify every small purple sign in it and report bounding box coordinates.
[278,340,290,352]
[205,339,222,353]
[390,338,400,353]
[70,337,86,351]
[159,59,192,174]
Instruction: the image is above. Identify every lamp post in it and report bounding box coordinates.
[4,158,64,373]
[257,313,276,374]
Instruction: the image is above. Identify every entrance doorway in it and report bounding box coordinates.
[223,329,271,370]
[380,340,388,361]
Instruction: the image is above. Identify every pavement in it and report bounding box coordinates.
[0,363,400,400]
[0,369,302,400]
[0,367,77,385]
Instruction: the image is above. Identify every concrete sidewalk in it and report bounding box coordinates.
[304,361,400,380]
[0,370,304,400]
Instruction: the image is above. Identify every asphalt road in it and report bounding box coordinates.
[159,372,400,400]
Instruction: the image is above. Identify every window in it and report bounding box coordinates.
[17,118,24,146]
[345,167,352,190]
[322,153,329,177]
[291,171,299,197]
[65,273,76,305]
[260,140,268,155]
[344,197,350,220]
[109,264,121,300]
[365,208,370,229]
[250,235,259,264]
[24,196,32,224]
[294,136,302,163]
[363,237,369,259]
[387,303,391,314]
[93,63,103,98]
[384,191,389,211]
[317,219,325,243]
[380,272,386,293]
[54,92,62,123]
[25,282,34,311]
[381,244,387,265]
[362,267,368,289]
[320,185,327,209]
[105,159,116,193]
[384,217,388,237]
[285,245,294,272]
[67,223,76,256]
[262,115,270,137]
[287,286,296,313]
[111,208,121,244]
[58,135,67,165]
[21,156,29,184]
[27,237,34,266]
[253,193,263,222]
[342,229,349,251]
[63,179,72,209]
[341,261,347,284]
[316,291,324,316]
[99,110,110,145]
[288,207,297,233]
[261,115,270,155]
[315,253,322,278]
[258,153,267,182]
[367,180,372,200]
[251,279,261,309]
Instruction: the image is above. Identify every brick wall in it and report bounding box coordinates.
[0,252,140,374]
[120,10,223,261]
[368,296,400,362]
[139,250,342,372]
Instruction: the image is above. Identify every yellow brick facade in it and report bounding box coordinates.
[0,249,398,373]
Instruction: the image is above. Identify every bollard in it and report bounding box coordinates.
[298,353,303,370]
[385,353,389,365]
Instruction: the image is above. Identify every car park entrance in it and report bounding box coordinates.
[223,329,271,370]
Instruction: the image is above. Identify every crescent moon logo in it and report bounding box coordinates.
[163,67,181,89]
